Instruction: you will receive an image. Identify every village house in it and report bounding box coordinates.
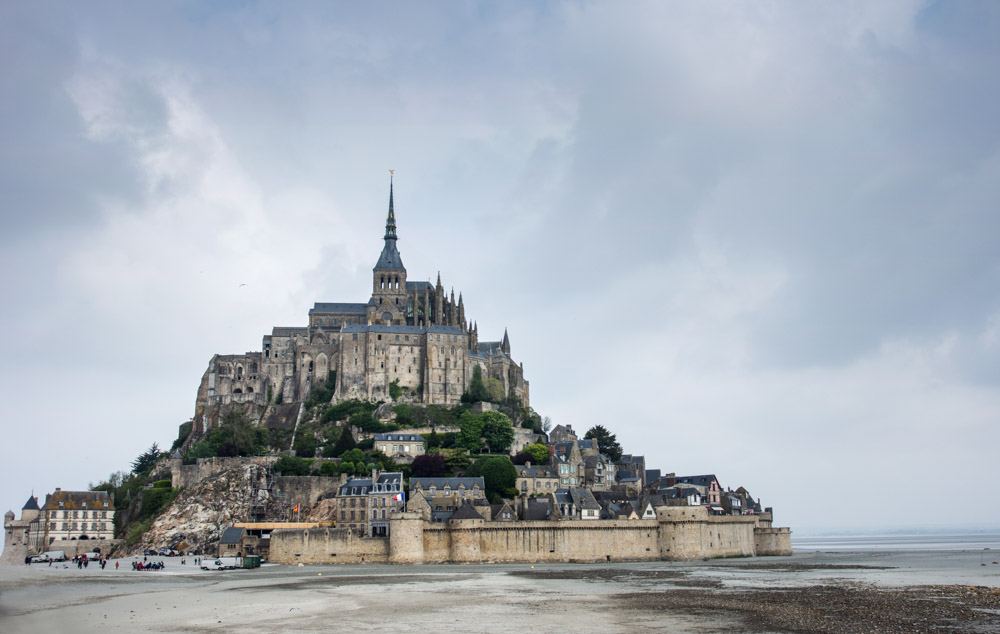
[331,471,405,536]
[515,463,559,495]
[410,477,485,501]
[671,474,722,506]
[554,487,601,520]
[372,433,425,463]
[551,441,584,487]
[407,488,490,523]
[548,424,578,443]
[583,454,615,491]
[615,455,647,490]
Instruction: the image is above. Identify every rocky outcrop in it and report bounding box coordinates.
[305,497,338,523]
[136,462,270,555]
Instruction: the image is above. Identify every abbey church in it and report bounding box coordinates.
[192,178,529,428]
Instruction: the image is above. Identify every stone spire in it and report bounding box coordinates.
[501,328,511,354]
[374,172,404,271]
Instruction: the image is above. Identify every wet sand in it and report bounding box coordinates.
[1,550,999,633]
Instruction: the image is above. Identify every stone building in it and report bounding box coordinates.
[40,490,115,544]
[1,496,44,563]
[372,433,425,463]
[190,177,530,434]
[331,471,404,537]
[514,463,559,495]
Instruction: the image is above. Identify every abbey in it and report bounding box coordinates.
[193,178,529,426]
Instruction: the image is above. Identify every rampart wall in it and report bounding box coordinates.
[170,456,277,489]
[269,506,792,565]
[269,527,388,564]
[754,527,793,556]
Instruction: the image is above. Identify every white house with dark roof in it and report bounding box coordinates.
[373,433,425,462]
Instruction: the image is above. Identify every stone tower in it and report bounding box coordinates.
[369,173,408,325]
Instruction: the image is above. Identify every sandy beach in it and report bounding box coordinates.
[1,550,999,633]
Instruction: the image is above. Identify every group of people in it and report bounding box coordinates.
[72,554,111,570]
[132,558,165,571]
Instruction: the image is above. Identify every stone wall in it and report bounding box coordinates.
[170,456,277,489]
[754,527,793,556]
[47,538,123,558]
[269,527,388,564]
[656,506,757,560]
[271,476,342,510]
[270,511,791,565]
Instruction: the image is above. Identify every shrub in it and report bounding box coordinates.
[411,453,448,477]
[466,455,517,503]
[318,461,339,477]
[389,379,402,400]
[274,456,314,476]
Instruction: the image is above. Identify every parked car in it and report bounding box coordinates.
[81,551,102,561]
[41,550,67,562]
[157,547,178,557]
[143,549,159,556]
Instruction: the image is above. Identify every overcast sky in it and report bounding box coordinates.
[2,1,999,539]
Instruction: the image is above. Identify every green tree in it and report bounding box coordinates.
[584,425,623,461]
[461,365,491,403]
[519,443,550,465]
[466,455,517,503]
[329,427,356,457]
[484,377,506,402]
[480,411,515,454]
[389,379,402,400]
[131,443,162,476]
[293,432,318,458]
[456,411,485,452]
[274,456,313,476]
[411,453,448,477]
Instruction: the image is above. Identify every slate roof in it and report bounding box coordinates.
[375,239,405,270]
[339,478,374,496]
[618,454,645,466]
[450,502,484,521]
[522,498,553,521]
[645,469,662,484]
[674,474,719,488]
[570,487,601,511]
[42,490,113,511]
[373,433,424,442]
[477,342,502,354]
[310,302,369,315]
[271,327,309,337]
[341,324,464,335]
[220,527,245,545]
[577,439,596,451]
[515,464,556,478]
[617,469,640,483]
[552,441,578,462]
[22,495,39,511]
[583,455,605,469]
[406,281,434,291]
[375,472,404,488]
[411,477,485,491]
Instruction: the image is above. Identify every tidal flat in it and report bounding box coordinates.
[1,550,999,633]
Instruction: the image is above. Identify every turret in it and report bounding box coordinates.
[501,328,511,354]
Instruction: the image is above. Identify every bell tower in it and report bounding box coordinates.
[369,171,408,325]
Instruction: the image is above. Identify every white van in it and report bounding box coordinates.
[201,557,241,570]
[42,550,68,562]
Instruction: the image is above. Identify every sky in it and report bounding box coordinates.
[2,1,999,539]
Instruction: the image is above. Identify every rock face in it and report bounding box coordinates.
[306,497,338,522]
[136,463,269,555]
